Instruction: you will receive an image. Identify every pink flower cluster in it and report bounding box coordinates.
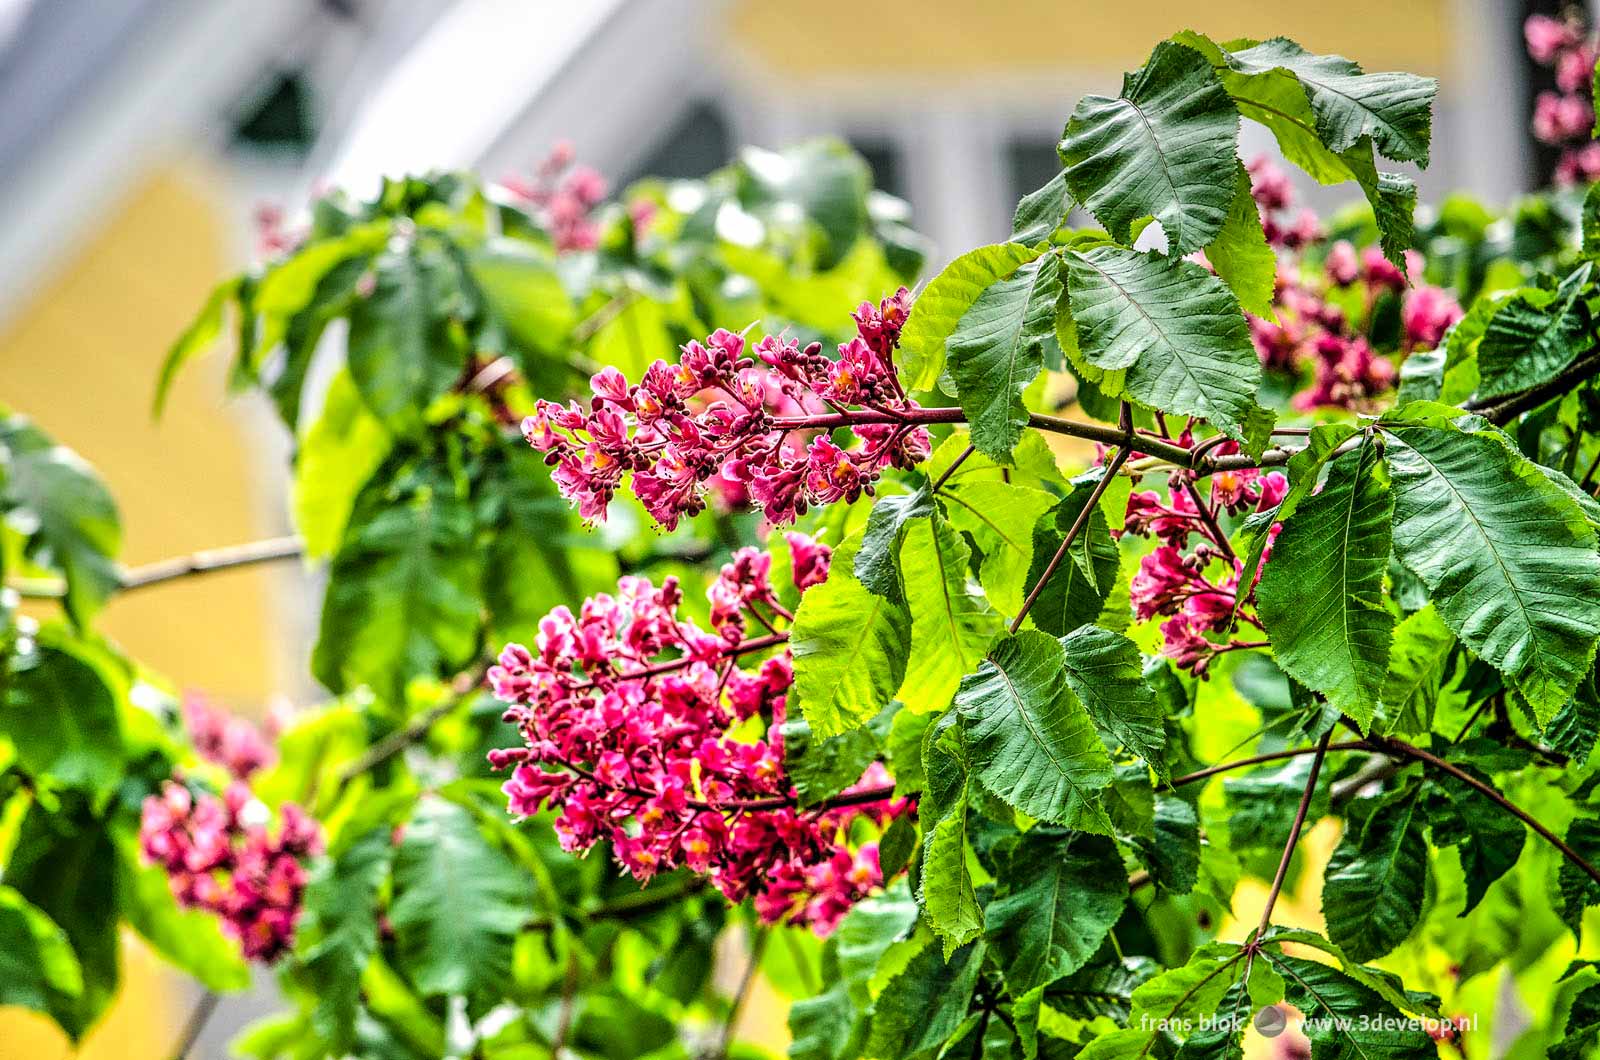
[1124,450,1286,676]
[523,290,929,529]
[1242,156,1460,411]
[140,781,320,962]
[1525,14,1600,184]
[183,692,276,780]
[501,141,608,252]
[486,532,912,934]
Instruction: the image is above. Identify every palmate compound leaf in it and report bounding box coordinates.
[1257,439,1394,731]
[897,243,1044,391]
[1321,784,1428,961]
[792,532,912,738]
[311,457,483,709]
[1063,246,1267,450]
[389,798,530,998]
[1379,410,1600,723]
[947,251,1062,461]
[954,631,1114,832]
[1060,40,1241,256]
[984,830,1128,996]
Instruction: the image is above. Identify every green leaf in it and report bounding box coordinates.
[1221,38,1436,165]
[736,140,870,270]
[296,827,394,1052]
[1549,667,1600,762]
[898,243,1044,390]
[466,240,576,358]
[780,706,892,805]
[154,278,236,416]
[1380,415,1600,722]
[948,252,1061,460]
[312,459,484,707]
[954,631,1114,831]
[1322,785,1428,960]
[855,486,935,605]
[1341,143,1419,267]
[1058,624,1167,779]
[895,512,1003,713]
[1064,247,1263,445]
[1205,164,1278,318]
[1060,40,1240,255]
[1,640,125,804]
[1477,262,1594,399]
[1560,816,1600,935]
[1424,771,1523,914]
[791,534,912,738]
[345,244,468,433]
[1132,795,1202,895]
[941,479,1057,614]
[0,413,121,626]
[1377,604,1454,735]
[1257,441,1394,730]
[0,885,83,1026]
[3,803,120,1040]
[390,798,530,997]
[985,831,1127,995]
[1022,481,1121,637]
[292,370,393,561]
[1270,952,1436,1056]
[1233,424,1360,609]
[1086,943,1244,1059]
[865,937,986,1059]
[918,713,982,956]
[1012,169,1072,244]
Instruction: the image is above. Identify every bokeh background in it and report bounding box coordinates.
[0,0,1568,1055]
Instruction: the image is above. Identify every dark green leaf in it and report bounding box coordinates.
[1322,785,1427,960]
[1023,481,1121,637]
[1257,441,1394,730]
[1058,624,1167,779]
[1477,263,1594,399]
[1,640,125,804]
[1064,247,1263,446]
[899,244,1044,390]
[296,828,395,1051]
[1060,41,1240,255]
[985,831,1128,994]
[1380,414,1600,722]
[346,245,469,433]
[948,253,1061,461]
[0,885,83,1028]
[955,631,1114,831]
[865,938,986,1060]
[1012,169,1072,244]
[1424,771,1523,914]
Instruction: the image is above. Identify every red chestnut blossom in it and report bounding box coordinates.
[140,781,320,962]
[500,141,608,252]
[1524,13,1600,184]
[487,532,909,934]
[1240,157,1458,412]
[1124,455,1284,676]
[524,290,929,530]
[183,692,276,780]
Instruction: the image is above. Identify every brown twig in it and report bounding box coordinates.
[1252,728,1334,942]
[333,661,490,791]
[930,444,976,493]
[11,535,306,599]
[168,990,220,1060]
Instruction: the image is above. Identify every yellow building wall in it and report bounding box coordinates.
[730,0,1450,78]
[0,165,281,1056]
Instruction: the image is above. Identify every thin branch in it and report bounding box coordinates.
[1465,349,1600,425]
[715,928,769,1060]
[1253,728,1334,942]
[168,990,220,1060]
[551,950,580,1057]
[11,535,305,598]
[1184,481,1237,566]
[1165,741,1369,789]
[1010,439,1131,634]
[930,444,976,493]
[333,661,490,791]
